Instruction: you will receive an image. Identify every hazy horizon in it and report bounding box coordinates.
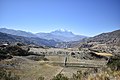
[0,27,120,37]
[0,0,120,36]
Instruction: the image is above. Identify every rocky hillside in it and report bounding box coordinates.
[0,32,32,44]
[65,29,120,55]
[87,29,120,46]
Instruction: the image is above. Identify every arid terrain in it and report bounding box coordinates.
[0,0,120,79]
[0,46,112,80]
[0,29,120,80]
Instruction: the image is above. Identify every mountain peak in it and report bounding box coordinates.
[50,29,74,37]
[55,29,71,32]
[0,28,86,42]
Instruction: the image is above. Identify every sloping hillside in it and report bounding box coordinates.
[65,29,120,55]
[0,28,36,38]
[87,29,120,46]
[0,32,32,44]
[0,32,57,47]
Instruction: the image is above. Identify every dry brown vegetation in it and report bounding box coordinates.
[0,46,120,80]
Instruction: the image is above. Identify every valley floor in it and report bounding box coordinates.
[0,48,119,80]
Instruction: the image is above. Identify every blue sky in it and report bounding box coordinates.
[0,0,120,36]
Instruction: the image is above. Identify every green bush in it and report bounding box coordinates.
[0,49,8,55]
[0,69,20,80]
[6,46,28,56]
[107,55,120,70]
[0,49,12,60]
[52,74,69,80]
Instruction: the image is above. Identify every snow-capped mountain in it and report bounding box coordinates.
[0,28,87,42]
[36,29,87,42]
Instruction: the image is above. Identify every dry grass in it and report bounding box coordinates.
[0,47,117,80]
[0,56,63,80]
[1,56,120,80]
[95,52,113,57]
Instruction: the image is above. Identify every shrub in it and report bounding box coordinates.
[0,49,12,60]
[0,49,8,55]
[0,68,20,80]
[52,74,69,80]
[107,55,120,70]
[71,71,82,80]
[37,76,44,80]
[6,46,28,56]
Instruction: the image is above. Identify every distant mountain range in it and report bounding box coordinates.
[0,28,36,38]
[0,28,86,42]
[0,32,33,45]
[0,32,57,47]
[54,29,120,55]
[1,28,119,50]
[36,29,86,42]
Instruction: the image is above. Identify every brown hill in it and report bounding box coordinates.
[67,29,120,55]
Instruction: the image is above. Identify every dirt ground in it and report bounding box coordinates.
[0,48,107,80]
[0,56,89,80]
[0,56,64,80]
